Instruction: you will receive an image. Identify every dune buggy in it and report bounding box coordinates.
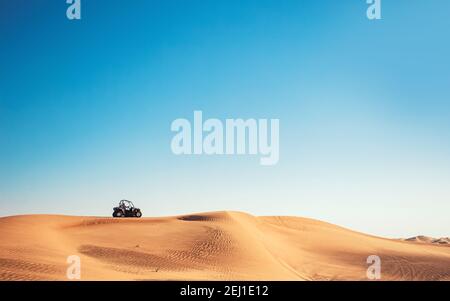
[112,200,142,218]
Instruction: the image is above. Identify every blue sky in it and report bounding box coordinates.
[1,0,449,238]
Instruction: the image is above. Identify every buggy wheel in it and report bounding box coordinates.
[112,212,117,217]
[135,211,142,218]
[116,211,123,218]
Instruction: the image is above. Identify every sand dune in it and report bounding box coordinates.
[0,211,449,280]
[404,236,449,245]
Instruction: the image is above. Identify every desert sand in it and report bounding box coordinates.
[0,211,449,280]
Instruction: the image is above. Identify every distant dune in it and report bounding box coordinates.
[0,211,449,280]
[404,236,450,245]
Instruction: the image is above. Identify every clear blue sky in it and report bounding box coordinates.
[1,0,449,238]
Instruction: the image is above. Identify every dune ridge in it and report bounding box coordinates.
[0,211,449,280]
